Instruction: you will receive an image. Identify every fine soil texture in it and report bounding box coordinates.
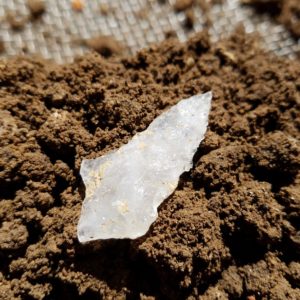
[0,28,300,299]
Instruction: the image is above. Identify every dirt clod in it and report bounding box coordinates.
[27,0,46,19]
[6,11,27,31]
[174,0,194,12]
[84,36,124,57]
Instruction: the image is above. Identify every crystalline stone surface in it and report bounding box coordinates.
[77,92,212,242]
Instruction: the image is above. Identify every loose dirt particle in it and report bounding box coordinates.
[99,3,111,15]
[184,9,195,29]
[27,0,46,19]
[84,36,124,57]
[71,0,84,12]
[174,0,194,12]
[0,40,5,54]
[6,11,27,31]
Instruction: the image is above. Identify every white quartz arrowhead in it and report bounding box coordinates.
[77,92,212,242]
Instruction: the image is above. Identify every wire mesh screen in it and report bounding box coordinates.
[0,0,299,63]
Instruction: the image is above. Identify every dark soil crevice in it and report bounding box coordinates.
[26,220,43,245]
[250,166,296,193]
[221,222,269,266]
[0,178,26,200]
[37,140,76,170]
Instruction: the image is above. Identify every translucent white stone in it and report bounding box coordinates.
[77,92,212,242]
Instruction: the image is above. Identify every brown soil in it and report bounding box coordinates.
[242,0,300,38]
[172,0,213,30]
[27,0,46,19]
[84,36,124,58]
[184,9,196,30]
[6,0,45,32]
[174,0,194,12]
[6,11,27,31]
[99,3,112,16]
[0,40,5,54]
[0,28,300,299]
